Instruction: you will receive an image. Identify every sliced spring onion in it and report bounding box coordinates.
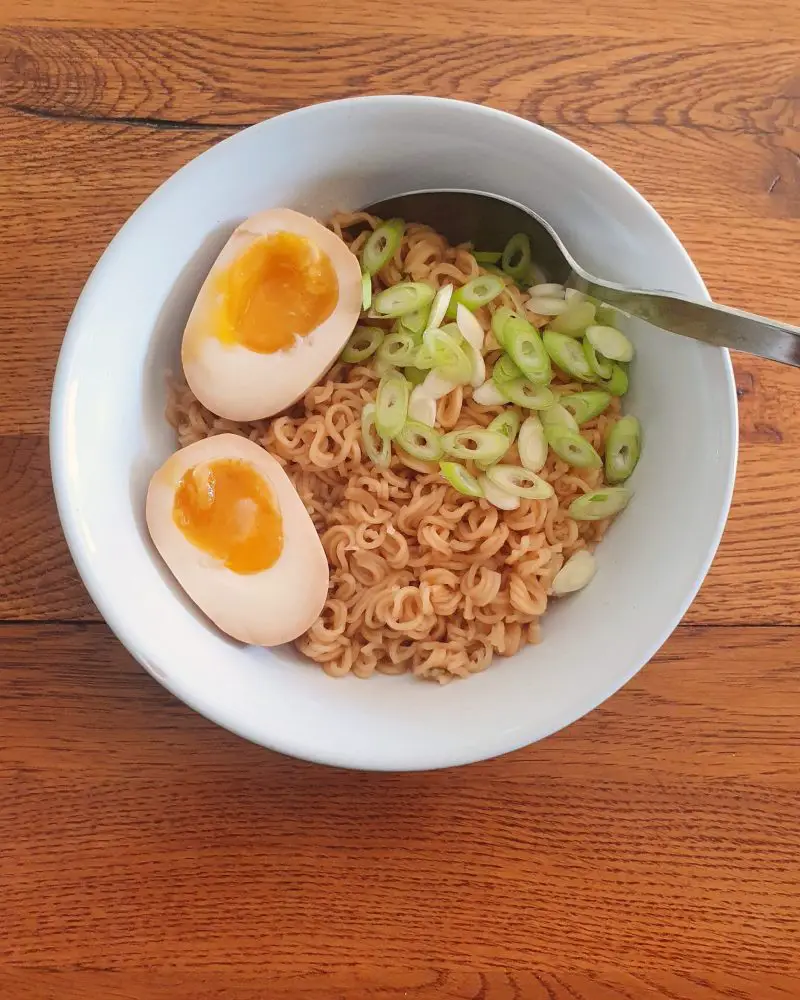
[564,288,587,303]
[465,341,486,388]
[341,325,384,363]
[361,218,404,275]
[595,303,619,326]
[585,324,634,363]
[492,353,523,387]
[373,282,435,319]
[540,403,579,432]
[528,296,570,316]
[543,330,595,381]
[568,487,631,521]
[473,251,502,264]
[421,369,459,400]
[491,306,515,348]
[361,402,390,467]
[404,365,428,386]
[440,461,484,497]
[449,274,505,315]
[471,380,507,406]
[375,370,410,439]
[456,302,485,352]
[559,391,612,425]
[423,326,472,384]
[408,385,437,427]
[412,343,436,370]
[486,463,554,500]
[400,305,430,336]
[501,233,532,284]
[487,409,521,444]
[441,427,511,464]
[377,330,418,368]
[545,425,602,468]
[498,378,555,410]
[427,284,454,330]
[396,420,444,462]
[597,363,629,397]
[479,474,521,511]
[529,282,566,299]
[517,415,548,473]
[372,354,395,377]
[361,272,373,312]
[605,415,641,483]
[547,300,596,336]
[480,263,509,280]
[551,549,597,596]
[503,315,552,385]
[583,338,613,379]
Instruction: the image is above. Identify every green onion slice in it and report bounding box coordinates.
[486,464,554,500]
[501,233,532,284]
[440,461,484,497]
[605,415,641,484]
[491,306,515,348]
[341,325,384,364]
[404,365,428,386]
[545,425,602,468]
[396,420,444,462]
[478,474,521,511]
[361,218,404,276]
[487,409,521,444]
[408,385,437,427]
[583,338,613,379]
[559,391,612,425]
[361,272,373,312]
[473,251,502,264]
[361,402,391,467]
[492,353,523,387]
[551,549,597,596]
[423,326,472,384]
[503,315,552,385]
[412,343,436,370]
[400,304,430,336]
[540,403,579,432]
[529,282,566,298]
[375,370,410,439]
[543,330,595,381]
[427,284,453,330]
[456,303,485,351]
[517,415,548,473]
[585,324,634,363]
[441,427,511,464]
[373,282,435,318]
[449,274,505,315]
[498,378,555,410]
[472,380,507,406]
[421,369,459,400]
[377,330,418,368]
[569,487,632,520]
[596,363,629,397]
[547,300,596,336]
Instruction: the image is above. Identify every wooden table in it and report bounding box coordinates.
[2,1,800,996]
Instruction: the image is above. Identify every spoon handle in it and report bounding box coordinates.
[585,282,800,367]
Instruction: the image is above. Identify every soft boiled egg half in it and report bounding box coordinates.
[146,434,329,646]
[182,208,363,421]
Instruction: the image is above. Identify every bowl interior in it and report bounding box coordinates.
[51,97,736,770]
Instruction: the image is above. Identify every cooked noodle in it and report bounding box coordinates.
[167,212,621,683]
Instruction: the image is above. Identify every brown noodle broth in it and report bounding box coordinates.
[167,212,621,683]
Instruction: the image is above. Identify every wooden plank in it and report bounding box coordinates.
[2,27,798,134]
[3,0,800,37]
[1,623,799,980]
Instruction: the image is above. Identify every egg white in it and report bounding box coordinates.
[182,208,362,422]
[146,434,329,646]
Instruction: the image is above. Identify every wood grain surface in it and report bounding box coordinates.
[1,0,800,996]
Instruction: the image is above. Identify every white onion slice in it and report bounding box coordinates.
[421,369,459,400]
[551,550,597,596]
[408,385,437,427]
[456,303,485,351]
[478,474,521,511]
[472,380,507,406]
[428,284,454,330]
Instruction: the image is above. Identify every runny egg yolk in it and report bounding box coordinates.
[173,459,283,574]
[217,230,338,353]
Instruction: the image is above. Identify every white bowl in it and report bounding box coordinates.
[51,96,737,771]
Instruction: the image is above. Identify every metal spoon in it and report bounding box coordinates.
[366,189,800,367]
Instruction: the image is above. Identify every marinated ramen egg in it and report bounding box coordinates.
[182,208,362,421]
[146,434,329,645]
